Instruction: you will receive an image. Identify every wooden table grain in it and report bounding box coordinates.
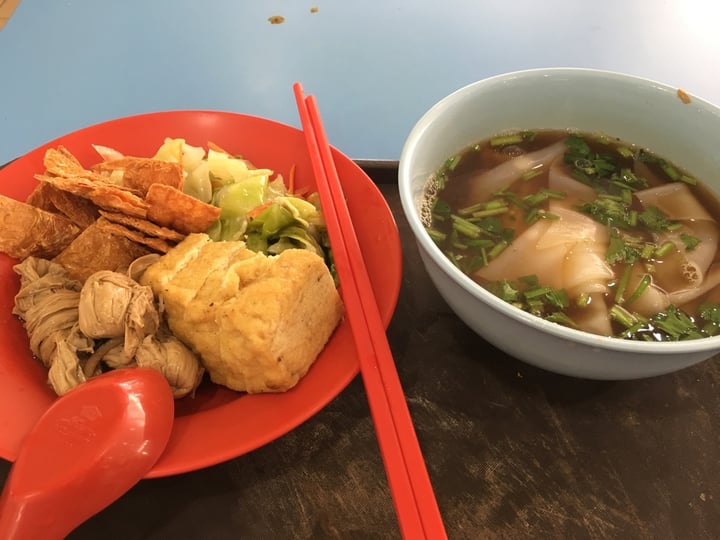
[1,169,718,539]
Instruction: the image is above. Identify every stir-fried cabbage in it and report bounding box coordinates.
[151,138,330,263]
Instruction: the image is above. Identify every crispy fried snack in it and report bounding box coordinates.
[0,194,81,259]
[53,220,150,282]
[98,210,185,243]
[94,158,183,196]
[145,183,221,234]
[25,182,59,212]
[3,145,222,281]
[35,173,149,218]
[26,181,100,228]
[96,217,175,254]
[43,146,99,179]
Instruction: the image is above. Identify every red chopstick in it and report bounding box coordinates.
[293,82,447,540]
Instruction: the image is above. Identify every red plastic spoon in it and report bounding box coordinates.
[0,367,175,539]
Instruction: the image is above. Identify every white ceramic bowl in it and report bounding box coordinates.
[399,67,720,380]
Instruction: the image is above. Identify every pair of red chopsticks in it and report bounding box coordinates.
[293,83,447,539]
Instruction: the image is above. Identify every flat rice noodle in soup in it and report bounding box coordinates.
[425,129,720,341]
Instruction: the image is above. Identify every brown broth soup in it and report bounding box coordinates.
[422,129,720,341]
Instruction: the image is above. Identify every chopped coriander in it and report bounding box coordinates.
[625,274,651,306]
[524,286,554,300]
[451,215,483,238]
[638,205,679,232]
[640,244,655,260]
[457,202,487,216]
[637,149,659,163]
[614,264,633,303]
[654,241,676,259]
[564,134,591,158]
[487,279,521,303]
[426,228,446,244]
[446,154,462,171]
[432,198,451,221]
[488,240,508,259]
[471,206,510,218]
[546,312,579,329]
[521,167,543,181]
[660,161,681,181]
[432,172,448,191]
[489,133,524,147]
[651,305,704,340]
[489,131,536,147]
[680,233,701,251]
[606,233,642,265]
[519,275,540,287]
[459,199,508,216]
[467,255,486,273]
[538,210,560,220]
[464,238,494,249]
[699,303,720,335]
[578,197,634,229]
[610,304,639,328]
[699,303,720,324]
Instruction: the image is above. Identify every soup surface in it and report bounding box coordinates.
[423,129,720,341]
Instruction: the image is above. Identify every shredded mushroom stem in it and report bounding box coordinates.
[13,257,87,367]
[47,325,96,396]
[135,334,204,398]
[83,337,123,378]
[14,255,200,398]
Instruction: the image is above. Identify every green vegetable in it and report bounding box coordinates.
[489,134,524,147]
[680,233,701,251]
[432,198,452,221]
[654,241,676,259]
[625,274,651,306]
[609,304,638,329]
[578,197,635,229]
[426,228,447,244]
[606,232,643,265]
[445,154,462,171]
[651,305,704,340]
[485,275,573,327]
[614,264,633,304]
[638,206,678,232]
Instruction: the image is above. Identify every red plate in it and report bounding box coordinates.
[0,111,402,478]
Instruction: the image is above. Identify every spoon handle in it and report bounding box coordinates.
[0,368,174,539]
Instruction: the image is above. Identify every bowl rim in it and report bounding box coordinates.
[399,66,720,355]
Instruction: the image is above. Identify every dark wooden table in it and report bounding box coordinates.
[1,164,718,539]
